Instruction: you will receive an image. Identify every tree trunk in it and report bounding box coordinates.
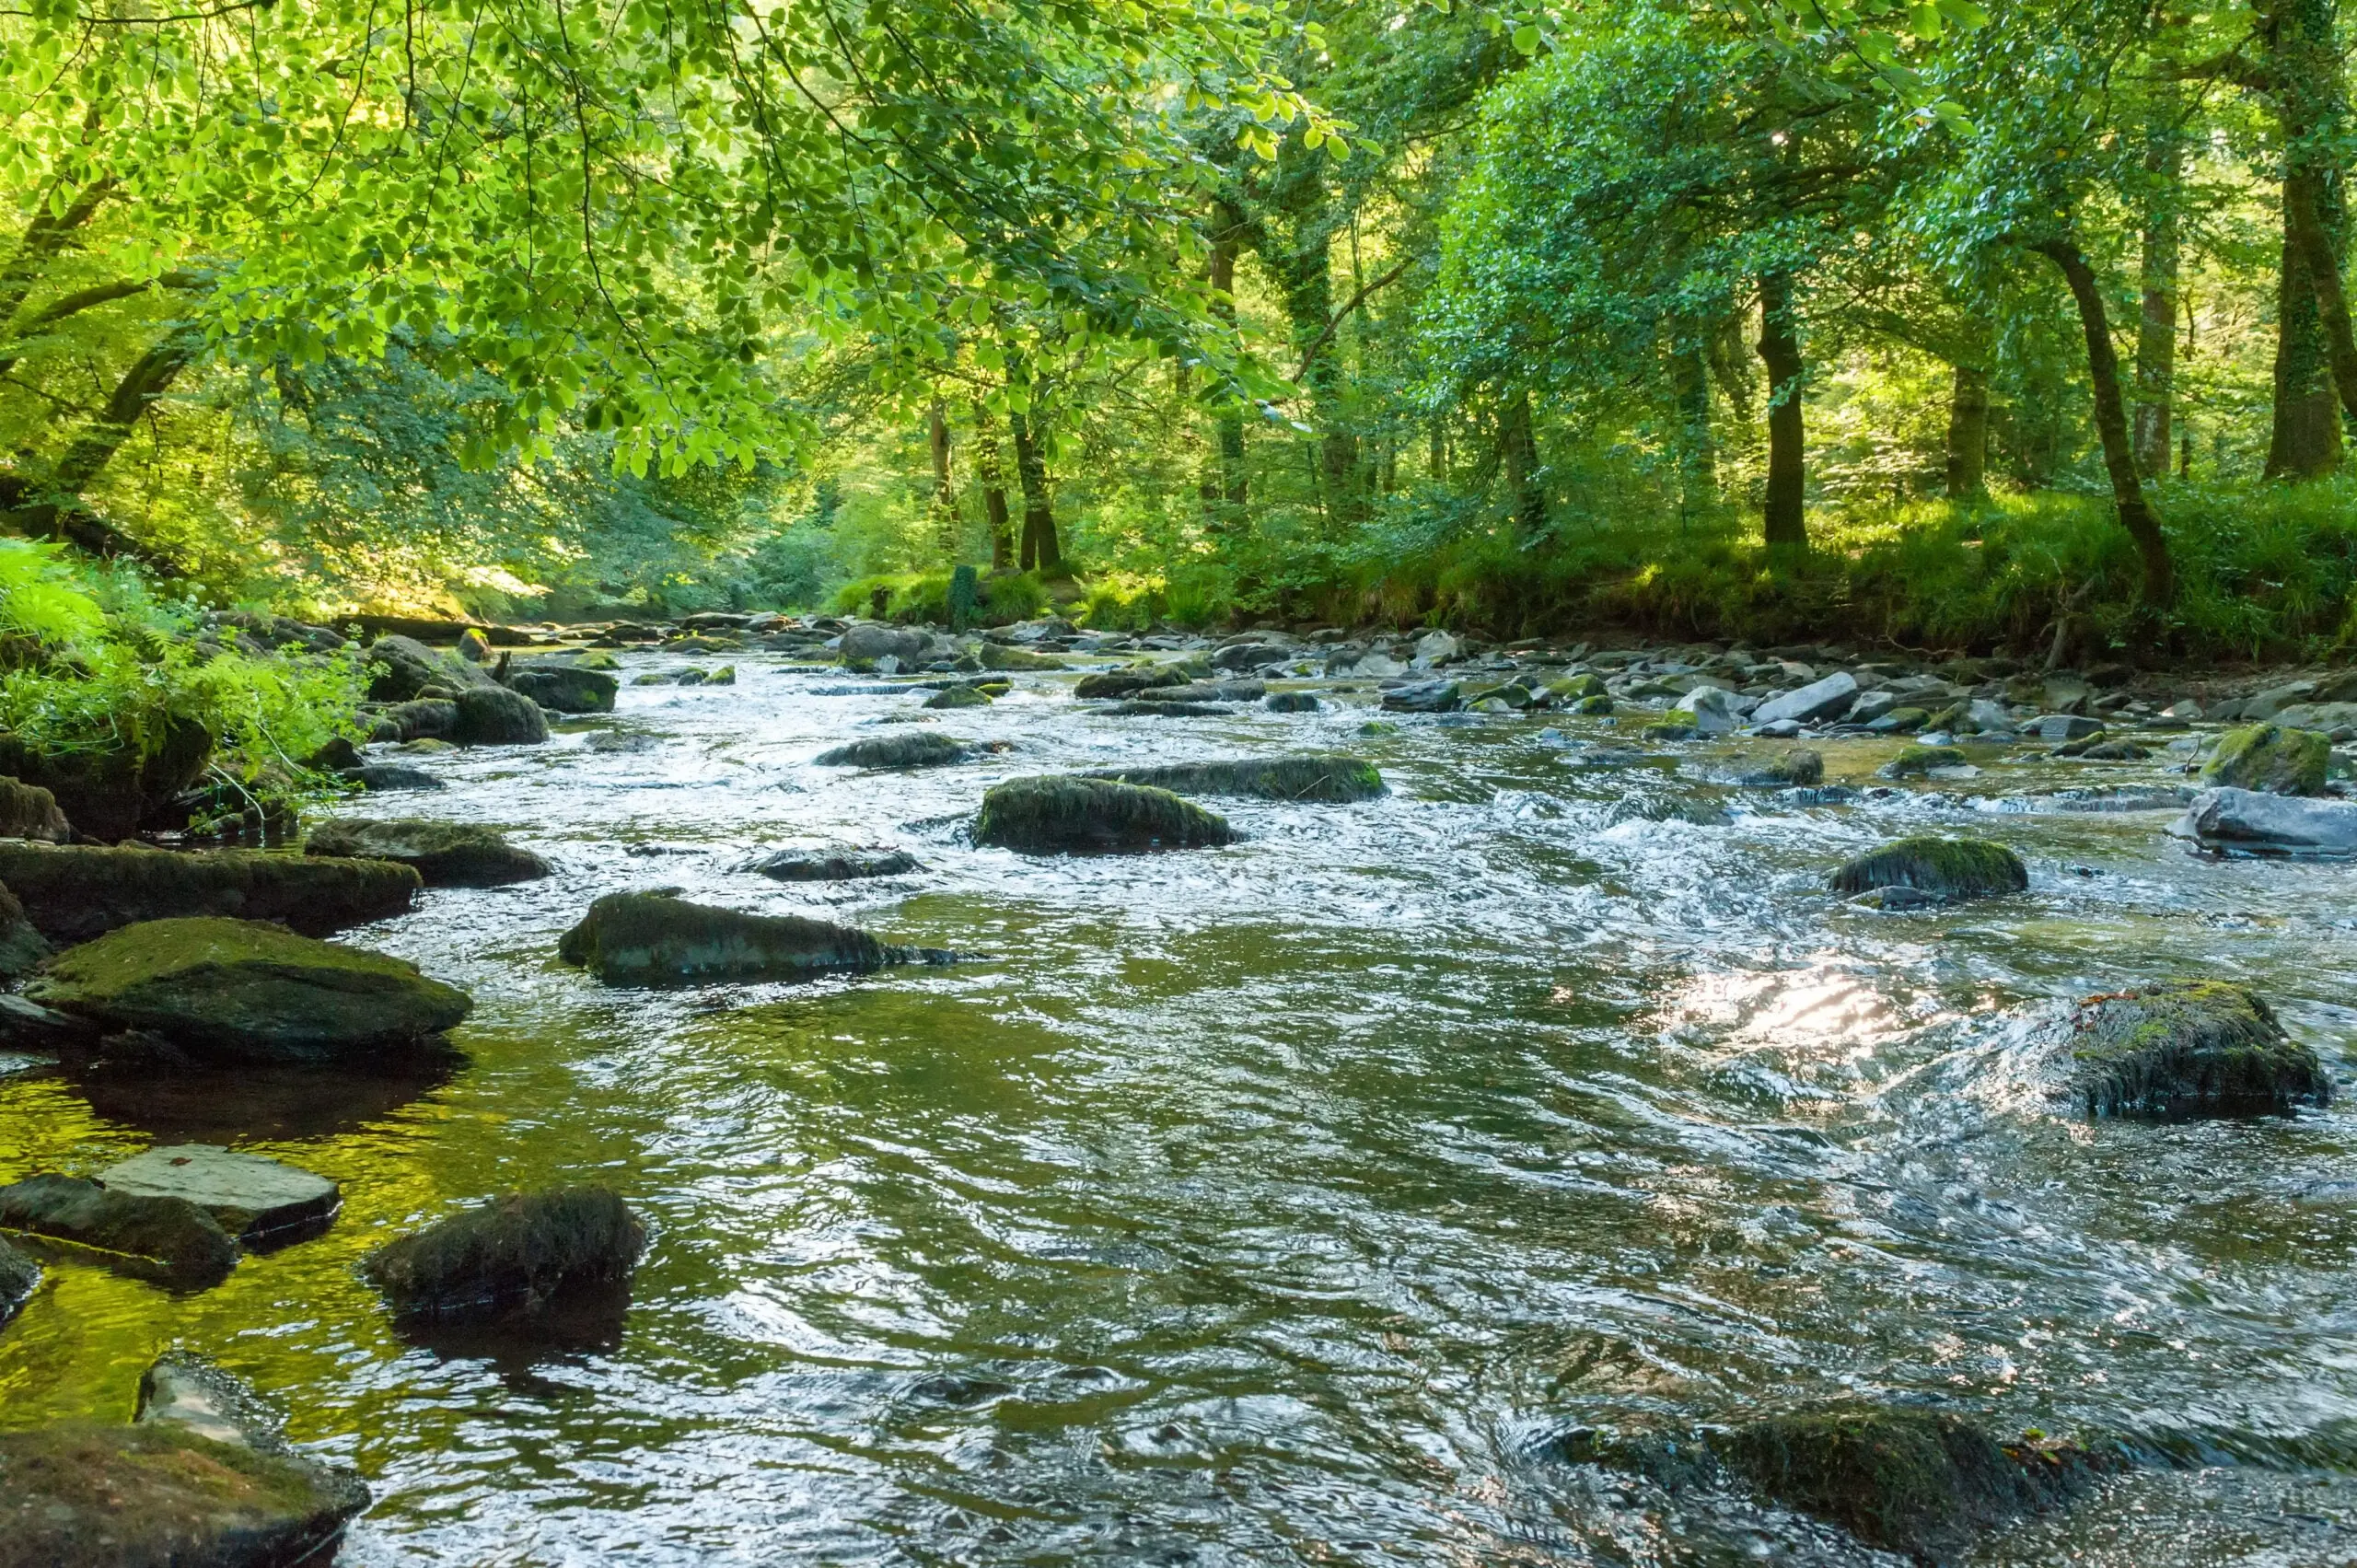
[2266,0,2350,476]
[2268,201,2343,477]
[972,402,1014,571]
[1755,272,1807,549]
[2033,238,2175,606]
[1501,391,1547,533]
[1204,210,1248,526]
[0,329,198,567]
[926,401,957,552]
[2283,170,2357,440]
[2133,99,2183,477]
[1945,363,1990,499]
[1009,411,1062,576]
[1672,331,1714,512]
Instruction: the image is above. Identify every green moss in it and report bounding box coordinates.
[813,731,968,769]
[979,642,1067,671]
[1074,668,1184,700]
[0,841,420,945]
[1547,673,1608,702]
[2202,723,2329,796]
[304,819,550,887]
[1829,837,2027,901]
[2067,981,2331,1119]
[923,685,992,709]
[1086,755,1386,804]
[973,775,1235,854]
[1878,706,1930,733]
[557,891,911,985]
[1642,716,1699,742]
[1571,693,1615,715]
[1750,748,1824,785]
[1880,745,1968,779]
[364,1188,644,1323]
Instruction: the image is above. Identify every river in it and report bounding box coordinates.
[2,647,2353,1565]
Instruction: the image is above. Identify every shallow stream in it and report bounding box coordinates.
[3,651,2354,1565]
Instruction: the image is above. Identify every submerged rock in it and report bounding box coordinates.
[304,819,552,887]
[1829,837,2027,904]
[1879,744,1968,780]
[97,1144,342,1249]
[1736,748,1824,787]
[814,731,968,769]
[0,1174,238,1289]
[1074,668,1184,700]
[26,917,471,1063]
[1083,755,1385,804]
[558,891,944,984]
[923,684,992,709]
[1572,1404,2120,1567]
[340,762,446,792]
[978,642,1066,671]
[1380,679,1460,713]
[363,1187,646,1323]
[973,775,1236,854]
[1109,698,1234,717]
[2170,786,2357,856]
[0,777,69,842]
[744,847,922,882]
[2065,982,2330,1119]
[506,664,619,714]
[0,842,419,946]
[451,685,549,746]
[2200,722,2328,796]
[0,1417,368,1568]
[0,1235,38,1325]
[1263,691,1321,713]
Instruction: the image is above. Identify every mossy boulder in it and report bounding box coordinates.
[1573,1406,2119,1566]
[363,1187,646,1324]
[1879,744,1968,780]
[557,890,944,985]
[25,917,471,1063]
[382,697,459,741]
[0,1420,368,1568]
[0,719,213,843]
[973,775,1236,854]
[1641,715,1699,742]
[1829,837,2027,904]
[0,881,51,981]
[365,633,493,702]
[813,731,968,769]
[0,1234,39,1325]
[2066,981,2332,1119]
[450,685,549,746]
[744,847,921,882]
[506,664,619,714]
[0,841,419,946]
[2201,722,2329,796]
[1110,698,1234,717]
[1736,748,1824,787]
[340,762,444,793]
[1547,673,1608,703]
[978,641,1066,671]
[923,684,992,709]
[0,777,68,842]
[1074,668,1184,700]
[0,1174,238,1290]
[1263,691,1321,713]
[1083,754,1385,804]
[1872,705,1931,734]
[1570,693,1615,715]
[304,819,552,888]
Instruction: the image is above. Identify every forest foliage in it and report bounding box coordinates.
[6,0,2357,662]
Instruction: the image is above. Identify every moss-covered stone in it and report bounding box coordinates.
[1573,1405,2121,1567]
[0,1421,368,1568]
[1263,691,1321,713]
[1084,755,1385,804]
[1641,715,1699,742]
[364,1187,645,1324]
[2201,723,2329,796]
[978,642,1066,671]
[744,847,921,882]
[1737,748,1824,787]
[557,891,941,985]
[1879,745,1968,780]
[26,917,471,1063]
[2066,981,2331,1119]
[0,842,419,946]
[1110,698,1234,717]
[1875,706,1931,733]
[506,665,618,714]
[304,819,551,888]
[1074,668,1184,700]
[923,684,992,709]
[1547,673,1608,703]
[0,719,212,843]
[451,685,549,746]
[973,775,1236,854]
[0,1174,238,1289]
[1571,693,1615,715]
[813,731,968,769]
[1829,837,2027,903]
[704,664,737,685]
[0,1234,39,1324]
[0,777,68,842]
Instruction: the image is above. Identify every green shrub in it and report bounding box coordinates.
[830,568,1049,627]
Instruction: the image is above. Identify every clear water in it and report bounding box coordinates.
[3,652,2353,1565]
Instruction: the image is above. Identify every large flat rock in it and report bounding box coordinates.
[558,891,943,986]
[0,842,419,946]
[0,1174,238,1290]
[99,1145,340,1249]
[303,819,551,887]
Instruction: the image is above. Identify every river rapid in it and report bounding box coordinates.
[2,645,2354,1566]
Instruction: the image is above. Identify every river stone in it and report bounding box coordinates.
[841,624,934,668]
[1573,1405,2120,1566]
[814,730,968,769]
[0,777,68,842]
[0,993,95,1051]
[382,698,459,741]
[1829,837,2028,903]
[1381,679,1460,713]
[364,1187,646,1324]
[1736,748,1824,787]
[974,775,1235,854]
[0,882,49,982]
[558,891,941,984]
[340,762,445,793]
[1111,699,1235,717]
[745,847,921,881]
[1264,691,1321,713]
[450,685,549,746]
[1674,685,1744,735]
[1751,671,1859,726]
[2065,982,2331,1119]
[1084,755,1385,804]
[98,1145,341,1248]
[0,1417,369,1568]
[1879,744,1968,780]
[304,819,551,888]
[2170,786,2357,855]
[0,721,213,844]
[1074,668,1184,700]
[0,1174,238,1289]
[137,1352,296,1456]
[1145,680,1265,704]
[2200,722,2328,796]
[0,1235,37,1325]
[979,642,1066,671]
[921,684,988,710]
[366,633,494,702]
[506,665,619,714]
[26,917,471,1063]
[0,842,419,947]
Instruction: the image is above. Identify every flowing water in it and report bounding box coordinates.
[3,650,2355,1566]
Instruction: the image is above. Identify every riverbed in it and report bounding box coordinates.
[2,649,2353,1565]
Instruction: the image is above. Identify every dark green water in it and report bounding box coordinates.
[3,655,2354,1564]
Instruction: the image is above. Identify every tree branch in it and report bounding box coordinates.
[1293,258,1410,379]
